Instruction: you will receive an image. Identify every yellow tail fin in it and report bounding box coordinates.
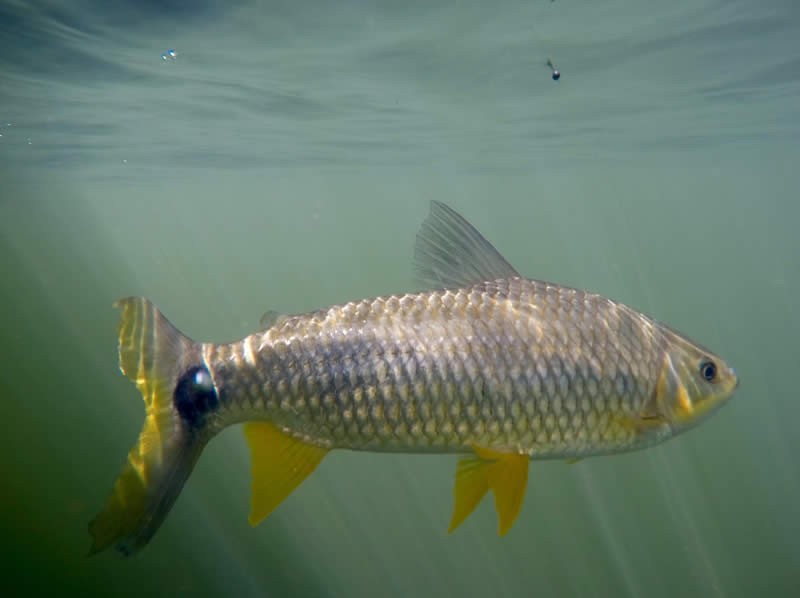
[89,298,206,557]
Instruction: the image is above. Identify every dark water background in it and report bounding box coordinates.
[1,1,799,596]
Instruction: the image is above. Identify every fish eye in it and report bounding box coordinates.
[699,360,717,382]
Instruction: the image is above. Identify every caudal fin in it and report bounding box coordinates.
[89,298,205,557]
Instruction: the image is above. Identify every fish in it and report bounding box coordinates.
[88,201,738,556]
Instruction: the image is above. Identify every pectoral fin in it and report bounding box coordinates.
[244,422,329,526]
[449,446,530,536]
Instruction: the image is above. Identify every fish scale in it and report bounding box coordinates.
[207,277,663,457]
[89,201,737,556]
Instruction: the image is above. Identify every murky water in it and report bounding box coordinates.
[1,1,798,596]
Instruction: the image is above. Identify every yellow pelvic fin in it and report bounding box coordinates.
[448,455,491,533]
[244,422,329,526]
[449,446,530,536]
[565,457,583,465]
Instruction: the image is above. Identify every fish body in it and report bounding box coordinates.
[214,278,671,456]
[90,202,738,556]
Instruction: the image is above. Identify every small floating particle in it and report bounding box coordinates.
[546,58,560,81]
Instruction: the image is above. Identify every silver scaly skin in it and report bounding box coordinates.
[209,278,675,457]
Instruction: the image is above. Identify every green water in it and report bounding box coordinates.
[1,1,799,596]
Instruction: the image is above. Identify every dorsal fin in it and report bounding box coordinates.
[414,201,520,289]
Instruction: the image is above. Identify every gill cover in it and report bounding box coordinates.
[648,327,738,433]
[88,298,211,556]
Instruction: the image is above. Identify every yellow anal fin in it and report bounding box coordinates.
[481,447,530,536]
[565,457,582,465]
[244,422,328,526]
[449,446,530,536]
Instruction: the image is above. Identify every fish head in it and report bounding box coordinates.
[648,327,738,434]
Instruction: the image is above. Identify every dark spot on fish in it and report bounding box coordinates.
[174,365,219,427]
